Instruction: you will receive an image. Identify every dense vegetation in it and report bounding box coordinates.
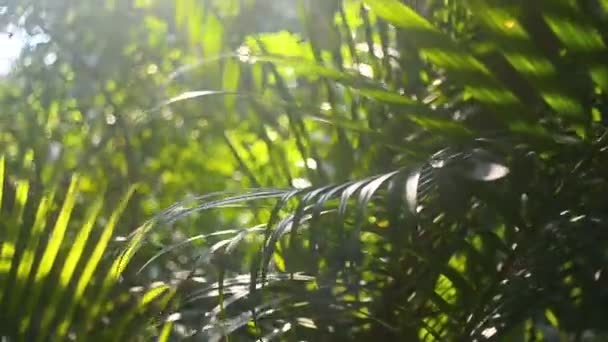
[2,0,608,340]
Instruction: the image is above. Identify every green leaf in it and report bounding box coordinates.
[364,0,537,126]
[203,13,224,58]
[55,185,136,340]
[36,195,104,341]
[20,175,79,335]
[222,59,241,112]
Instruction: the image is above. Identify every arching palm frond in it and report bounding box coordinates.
[141,0,608,341]
[0,156,170,341]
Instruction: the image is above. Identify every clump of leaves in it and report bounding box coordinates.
[0,156,170,341]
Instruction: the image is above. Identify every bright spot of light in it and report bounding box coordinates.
[356,63,374,78]
[355,42,384,58]
[105,113,117,125]
[44,52,57,65]
[292,178,311,189]
[48,141,62,162]
[503,19,516,29]
[306,158,317,169]
[146,63,158,74]
[264,125,279,141]
[237,45,252,62]
[0,30,24,74]
[296,158,317,170]
[166,312,182,322]
[1,26,52,75]
[481,327,497,338]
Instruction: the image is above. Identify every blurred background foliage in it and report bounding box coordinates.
[2,0,608,340]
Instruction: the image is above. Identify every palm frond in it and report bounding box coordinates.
[0,155,166,340]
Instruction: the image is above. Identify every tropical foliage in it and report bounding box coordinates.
[0,157,169,340]
[2,0,608,341]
